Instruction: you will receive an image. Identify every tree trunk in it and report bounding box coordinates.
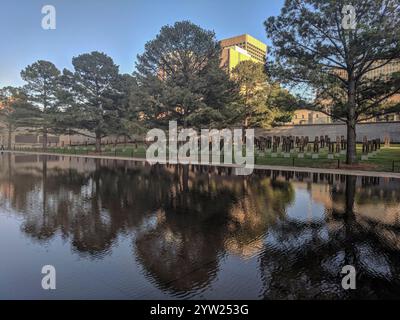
[42,158,48,217]
[42,127,48,151]
[95,133,102,153]
[343,174,357,267]
[345,175,356,215]
[346,121,357,164]
[7,123,12,150]
[242,116,249,144]
[346,80,357,165]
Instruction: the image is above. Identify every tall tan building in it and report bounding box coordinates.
[220,34,267,72]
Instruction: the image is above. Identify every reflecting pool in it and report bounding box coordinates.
[0,153,400,299]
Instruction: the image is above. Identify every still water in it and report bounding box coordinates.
[0,153,400,299]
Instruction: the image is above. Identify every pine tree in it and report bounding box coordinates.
[232,60,296,128]
[63,52,122,152]
[0,87,36,149]
[265,0,400,164]
[134,21,239,130]
[21,60,62,149]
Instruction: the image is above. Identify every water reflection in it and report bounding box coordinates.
[134,166,294,295]
[260,175,400,299]
[0,153,400,299]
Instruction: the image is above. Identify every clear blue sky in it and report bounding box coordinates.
[0,0,284,87]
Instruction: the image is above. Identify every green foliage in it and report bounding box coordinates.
[0,86,38,147]
[265,0,400,163]
[134,20,240,129]
[115,74,147,136]
[0,87,35,125]
[20,60,63,147]
[232,60,297,128]
[265,0,400,119]
[61,51,124,144]
[21,60,61,111]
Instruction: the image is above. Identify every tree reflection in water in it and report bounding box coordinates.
[0,154,400,299]
[135,165,294,296]
[259,175,400,299]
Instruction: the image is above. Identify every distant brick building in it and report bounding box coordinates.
[287,109,332,125]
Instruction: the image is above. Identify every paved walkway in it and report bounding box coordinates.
[3,150,400,179]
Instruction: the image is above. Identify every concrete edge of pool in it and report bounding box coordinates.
[2,150,400,179]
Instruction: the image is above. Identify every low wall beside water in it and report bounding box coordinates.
[256,121,400,143]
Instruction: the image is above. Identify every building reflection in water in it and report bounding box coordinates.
[0,153,400,299]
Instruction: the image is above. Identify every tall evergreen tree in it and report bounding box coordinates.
[265,0,400,164]
[0,87,36,149]
[134,20,240,129]
[21,60,62,149]
[63,52,122,152]
[232,60,296,128]
[112,74,145,139]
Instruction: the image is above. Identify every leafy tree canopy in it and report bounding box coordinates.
[20,60,63,148]
[265,0,400,163]
[61,51,123,149]
[0,86,39,148]
[232,60,297,128]
[134,20,240,129]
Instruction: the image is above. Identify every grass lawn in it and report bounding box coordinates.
[256,144,400,172]
[356,144,400,172]
[14,143,400,173]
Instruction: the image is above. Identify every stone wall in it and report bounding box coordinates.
[256,121,400,143]
[0,125,141,148]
